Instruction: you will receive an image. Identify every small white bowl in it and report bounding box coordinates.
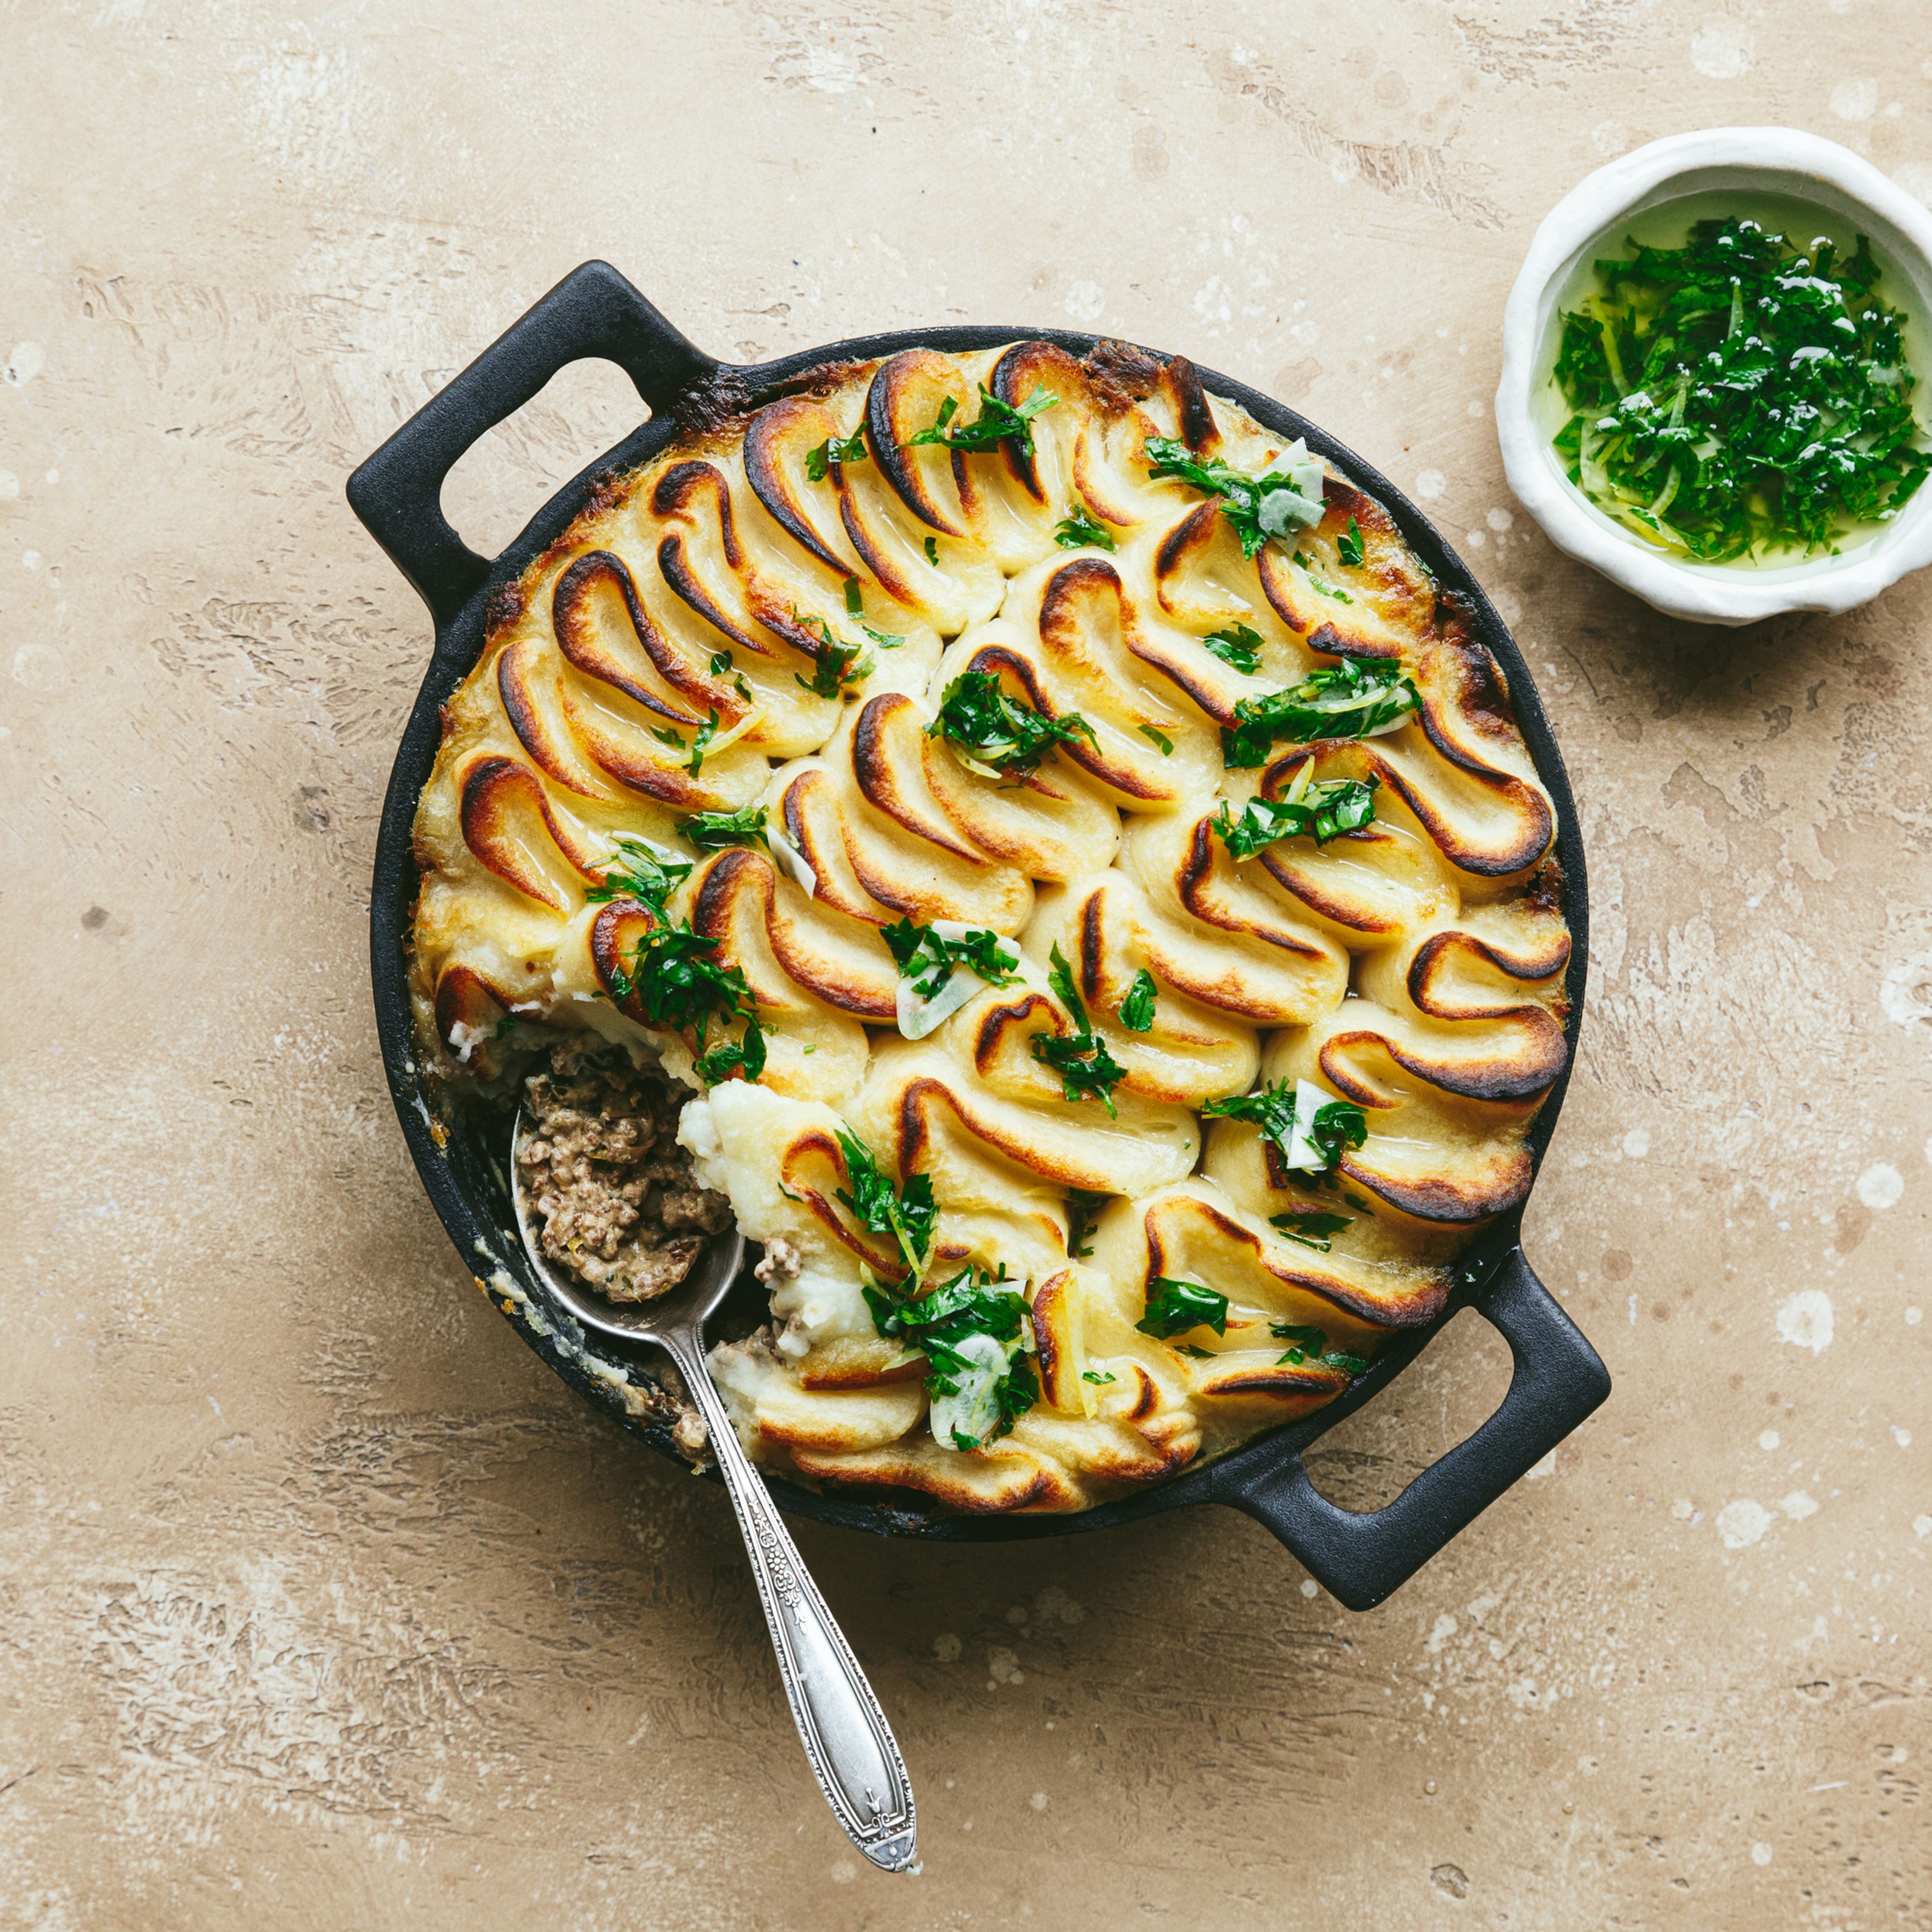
[1496,128,1932,627]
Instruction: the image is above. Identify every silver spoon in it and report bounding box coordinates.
[510,1109,918,1873]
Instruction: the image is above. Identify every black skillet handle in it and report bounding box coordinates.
[1216,1248,1610,1611]
[345,260,719,632]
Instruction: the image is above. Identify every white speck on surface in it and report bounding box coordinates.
[1466,528,1486,548]
[3,342,45,386]
[1829,77,1878,120]
[1623,1127,1651,1158]
[1717,1499,1774,1549]
[23,550,41,570]
[0,470,18,500]
[1914,1515,1932,1538]
[1426,1614,1459,1653]
[1892,1427,1912,1448]
[1064,280,1104,324]
[1486,507,1514,532]
[1300,1578,1319,1598]
[988,1647,1023,1685]
[1029,1791,1048,1810]
[1629,1293,1638,1325]
[1759,1430,1780,1451]
[1751,1842,1773,1867]
[1856,1163,1903,1209]
[1777,1290,1834,1354]
[1671,1498,1695,1518]
[1779,1491,1819,1521]
[1415,468,1445,500]
[933,1632,961,1661]
[1691,22,1755,78]
[1908,1307,1923,1325]
[1880,951,1932,1026]
[829,1859,857,1884]
[1525,1450,1556,1479]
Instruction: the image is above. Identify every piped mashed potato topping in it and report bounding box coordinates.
[411,339,1572,1514]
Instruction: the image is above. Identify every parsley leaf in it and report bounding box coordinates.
[1202,1078,1368,1177]
[1269,1209,1353,1253]
[1138,723,1175,756]
[694,1020,767,1085]
[584,837,693,913]
[1081,1369,1117,1385]
[1201,623,1266,675]
[791,610,873,699]
[881,917,1023,1001]
[684,804,769,852]
[835,1129,937,1279]
[1291,550,1353,602]
[1221,657,1419,766]
[1270,1319,1368,1375]
[843,576,905,649]
[1117,969,1158,1033]
[905,384,1059,458]
[1136,1278,1230,1340]
[1145,434,1325,558]
[804,428,868,482]
[1066,1186,1108,1259]
[863,1262,1038,1450]
[1335,515,1365,569]
[1053,505,1116,551]
[1211,775,1380,856]
[927,669,1100,780]
[707,648,752,702]
[924,535,940,566]
[1033,941,1126,1116]
[612,924,751,1035]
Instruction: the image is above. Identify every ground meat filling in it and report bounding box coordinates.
[515,1040,732,1303]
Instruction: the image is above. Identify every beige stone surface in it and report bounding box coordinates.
[6,3,1931,1925]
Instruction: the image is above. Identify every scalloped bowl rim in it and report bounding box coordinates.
[1495,127,1932,627]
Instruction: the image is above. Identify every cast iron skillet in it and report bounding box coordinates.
[348,261,1610,1611]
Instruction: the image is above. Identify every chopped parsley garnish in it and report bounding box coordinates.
[608,921,765,1084]
[1081,1369,1117,1385]
[805,428,868,481]
[834,1128,937,1279]
[708,649,752,701]
[1201,1078,1369,1177]
[905,384,1059,458]
[1053,505,1116,551]
[1270,1320,1368,1375]
[927,669,1099,780]
[1135,1278,1229,1340]
[695,1024,767,1085]
[1033,941,1127,1115]
[864,1263,1038,1451]
[1066,1186,1108,1259]
[881,916,1023,1001]
[924,535,940,565]
[1269,1209,1353,1253]
[1117,969,1158,1033]
[584,837,692,912]
[684,803,769,852]
[1201,623,1266,675]
[1221,657,1419,766]
[1211,774,1379,856]
[1138,723,1175,756]
[791,610,873,699]
[842,576,904,648]
[1144,434,1325,558]
[1552,215,1930,559]
[652,709,725,776]
[1335,515,1366,569]
[1291,552,1353,602]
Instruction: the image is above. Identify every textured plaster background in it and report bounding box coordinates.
[4,2,1931,1926]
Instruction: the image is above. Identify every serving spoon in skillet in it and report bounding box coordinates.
[510,1109,918,1873]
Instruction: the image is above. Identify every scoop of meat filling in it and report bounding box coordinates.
[515,1040,732,1302]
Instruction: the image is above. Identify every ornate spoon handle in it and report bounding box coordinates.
[665,1332,918,1872]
